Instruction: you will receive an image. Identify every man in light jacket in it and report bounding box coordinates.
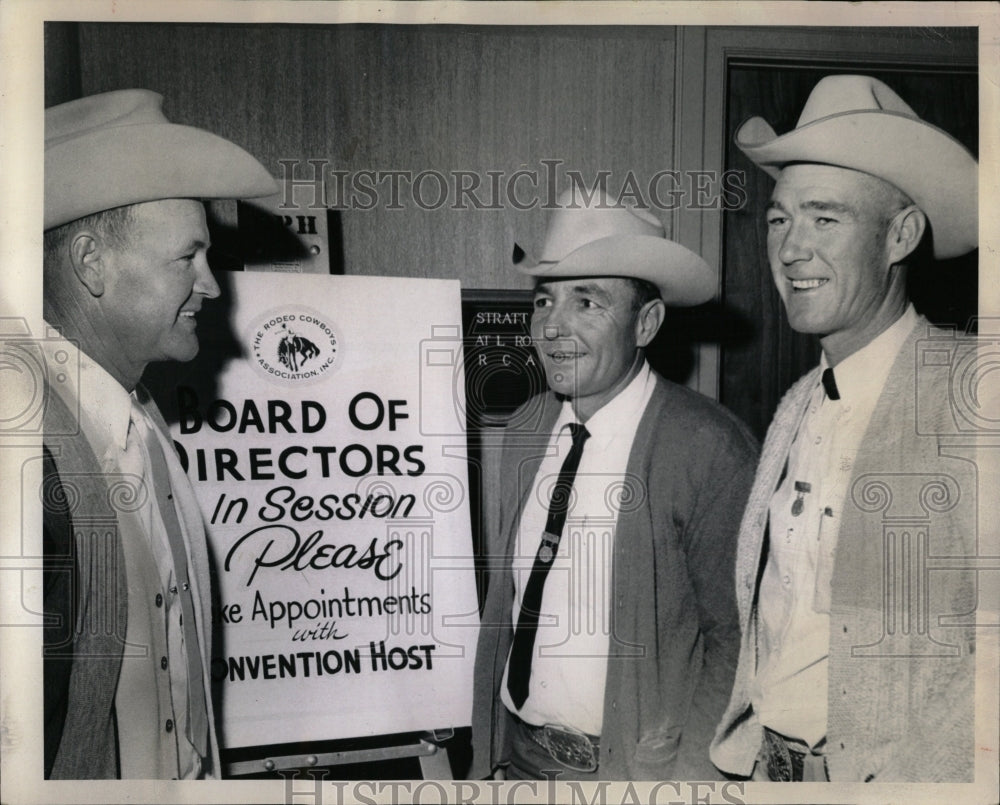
[42,89,276,779]
[711,74,985,783]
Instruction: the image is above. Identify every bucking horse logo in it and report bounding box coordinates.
[277,324,321,373]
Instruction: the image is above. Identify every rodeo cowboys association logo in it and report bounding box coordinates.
[248,306,340,386]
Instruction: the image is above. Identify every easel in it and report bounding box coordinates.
[224,729,455,779]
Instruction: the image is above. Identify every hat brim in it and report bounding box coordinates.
[45,122,278,229]
[735,110,977,259]
[515,234,716,306]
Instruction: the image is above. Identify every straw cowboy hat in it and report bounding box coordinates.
[735,74,977,259]
[513,188,716,306]
[45,89,277,230]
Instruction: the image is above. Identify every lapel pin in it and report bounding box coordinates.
[791,481,811,516]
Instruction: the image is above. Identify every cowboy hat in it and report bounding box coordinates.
[513,188,716,305]
[45,89,278,230]
[735,74,977,259]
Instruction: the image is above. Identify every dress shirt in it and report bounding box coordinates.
[753,305,919,749]
[42,331,203,778]
[128,391,205,778]
[501,362,656,735]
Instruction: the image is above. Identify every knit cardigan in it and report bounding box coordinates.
[710,319,978,782]
[471,374,758,780]
[43,383,221,778]
[43,389,127,778]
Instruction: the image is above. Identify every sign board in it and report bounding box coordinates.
[460,289,545,430]
[160,273,479,749]
[237,195,331,274]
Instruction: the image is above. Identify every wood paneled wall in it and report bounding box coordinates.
[66,23,679,290]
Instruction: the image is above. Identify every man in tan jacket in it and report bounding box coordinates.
[711,75,983,782]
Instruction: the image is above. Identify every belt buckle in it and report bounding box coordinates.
[538,723,598,774]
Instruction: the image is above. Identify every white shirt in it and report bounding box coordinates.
[753,306,919,749]
[128,391,204,778]
[501,362,656,735]
[42,329,203,778]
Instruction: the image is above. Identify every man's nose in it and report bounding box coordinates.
[537,305,570,340]
[194,256,221,299]
[776,221,813,265]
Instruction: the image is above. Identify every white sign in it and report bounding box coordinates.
[167,273,479,749]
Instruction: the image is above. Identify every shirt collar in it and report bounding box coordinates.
[555,360,654,447]
[42,325,133,458]
[821,304,919,406]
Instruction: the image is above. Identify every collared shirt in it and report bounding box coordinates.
[753,305,919,749]
[501,361,656,736]
[128,390,204,778]
[42,329,203,778]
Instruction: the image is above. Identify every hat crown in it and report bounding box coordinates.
[512,187,716,307]
[46,89,167,148]
[734,73,977,259]
[796,74,918,127]
[539,188,663,262]
[44,89,277,229]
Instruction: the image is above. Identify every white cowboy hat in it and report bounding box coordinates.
[45,89,278,230]
[735,74,977,259]
[513,188,716,305]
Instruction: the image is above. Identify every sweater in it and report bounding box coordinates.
[710,318,979,782]
[471,374,758,779]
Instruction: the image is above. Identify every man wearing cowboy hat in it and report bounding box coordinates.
[710,75,982,782]
[41,89,276,779]
[470,188,758,780]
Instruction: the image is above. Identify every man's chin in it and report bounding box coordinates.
[543,373,579,398]
[783,308,830,336]
[166,339,201,364]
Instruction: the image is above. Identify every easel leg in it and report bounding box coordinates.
[418,742,453,779]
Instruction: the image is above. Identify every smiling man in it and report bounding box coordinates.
[471,189,758,780]
[711,75,981,782]
[41,89,276,779]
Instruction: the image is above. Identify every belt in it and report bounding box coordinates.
[513,714,600,774]
[762,728,828,782]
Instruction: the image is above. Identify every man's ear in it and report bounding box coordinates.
[68,231,106,297]
[635,297,666,348]
[887,206,927,265]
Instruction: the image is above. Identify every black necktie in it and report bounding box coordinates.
[507,422,590,710]
[822,367,840,401]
